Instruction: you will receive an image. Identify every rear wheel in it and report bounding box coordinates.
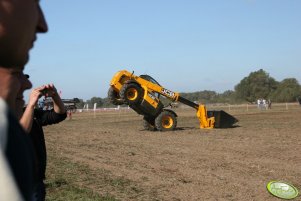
[120,83,143,105]
[108,87,124,105]
[155,110,177,131]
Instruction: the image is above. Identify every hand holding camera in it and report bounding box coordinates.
[40,84,58,98]
[27,84,60,109]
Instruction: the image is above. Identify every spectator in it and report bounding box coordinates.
[20,81,67,201]
[0,67,34,201]
[0,0,48,67]
[298,97,301,106]
[0,1,48,200]
[257,98,264,110]
[257,99,261,109]
[267,99,272,109]
[0,99,24,201]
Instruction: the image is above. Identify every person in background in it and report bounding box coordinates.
[267,99,272,109]
[0,0,48,200]
[20,78,67,201]
[0,67,35,201]
[297,97,301,106]
[0,0,48,67]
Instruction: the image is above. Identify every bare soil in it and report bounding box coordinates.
[45,106,301,201]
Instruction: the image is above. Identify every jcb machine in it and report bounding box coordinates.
[108,70,238,131]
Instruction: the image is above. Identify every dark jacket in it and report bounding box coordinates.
[30,109,67,181]
[5,109,35,201]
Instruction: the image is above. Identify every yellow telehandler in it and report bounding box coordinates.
[108,70,238,131]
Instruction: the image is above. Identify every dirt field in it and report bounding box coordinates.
[45,105,301,201]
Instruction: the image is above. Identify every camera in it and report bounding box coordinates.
[41,89,48,96]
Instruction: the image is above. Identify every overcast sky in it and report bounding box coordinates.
[25,0,301,101]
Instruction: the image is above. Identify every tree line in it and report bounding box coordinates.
[76,69,301,108]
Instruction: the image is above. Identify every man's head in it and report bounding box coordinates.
[0,0,48,67]
[0,67,32,118]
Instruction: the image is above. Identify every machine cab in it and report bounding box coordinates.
[139,74,161,99]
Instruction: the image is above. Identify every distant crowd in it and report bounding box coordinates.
[257,98,272,110]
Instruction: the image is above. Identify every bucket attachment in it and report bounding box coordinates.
[207,110,238,128]
[196,105,215,129]
[196,105,238,129]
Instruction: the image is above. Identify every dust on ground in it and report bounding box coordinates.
[45,106,301,201]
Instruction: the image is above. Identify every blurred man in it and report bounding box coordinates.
[0,68,33,201]
[0,68,33,117]
[0,0,48,67]
[0,0,48,200]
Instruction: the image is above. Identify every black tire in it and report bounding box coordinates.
[120,83,143,105]
[155,110,177,131]
[143,116,156,131]
[108,87,124,105]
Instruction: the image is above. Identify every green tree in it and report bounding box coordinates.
[234,69,278,103]
[217,90,237,104]
[270,78,301,102]
[75,98,85,109]
[87,97,103,108]
[101,97,116,107]
[181,90,218,103]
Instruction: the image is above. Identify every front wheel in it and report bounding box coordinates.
[155,110,177,131]
[120,83,143,105]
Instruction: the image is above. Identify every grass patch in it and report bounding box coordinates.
[46,181,116,201]
[45,151,120,201]
[45,148,146,200]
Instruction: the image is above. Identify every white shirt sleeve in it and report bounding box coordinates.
[0,98,24,201]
